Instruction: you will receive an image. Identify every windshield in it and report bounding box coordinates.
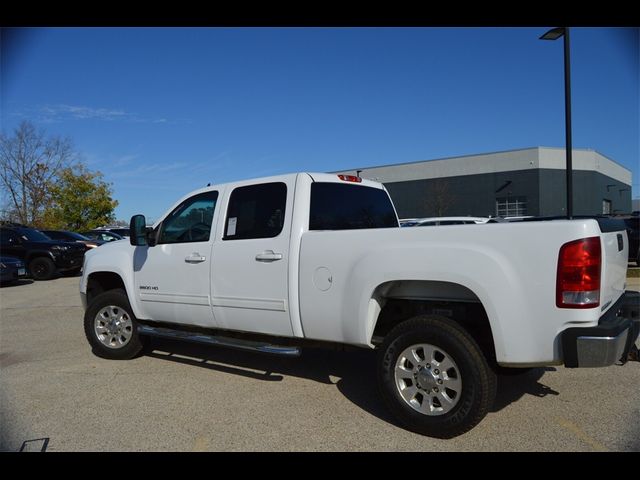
[18,228,53,242]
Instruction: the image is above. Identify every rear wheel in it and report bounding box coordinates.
[378,315,497,438]
[84,289,144,360]
[29,257,56,280]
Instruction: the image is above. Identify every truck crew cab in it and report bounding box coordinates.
[80,173,639,438]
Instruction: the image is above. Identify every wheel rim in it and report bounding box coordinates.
[32,261,48,277]
[394,343,462,416]
[94,305,134,349]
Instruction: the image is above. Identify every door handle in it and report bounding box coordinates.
[255,250,283,262]
[185,253,206,263]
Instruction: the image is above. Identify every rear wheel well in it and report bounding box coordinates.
[87,272,126,305]
[26,252,54,265]
[371,282,496,363]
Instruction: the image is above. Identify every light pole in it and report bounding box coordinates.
[540,26,573,219]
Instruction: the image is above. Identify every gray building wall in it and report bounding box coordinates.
[385,169,631,219]
[335,147,633,219]
[385,169,541,218]
[538,169,632,217]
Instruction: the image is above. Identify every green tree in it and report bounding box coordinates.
[43,165,118,231]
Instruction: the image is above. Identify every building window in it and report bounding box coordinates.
[602,199,612,215]
[496,196,527,218]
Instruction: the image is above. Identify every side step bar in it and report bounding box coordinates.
[137,324,301,357]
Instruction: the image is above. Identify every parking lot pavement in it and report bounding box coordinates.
[627,276,640,291]
[1,276,639,452]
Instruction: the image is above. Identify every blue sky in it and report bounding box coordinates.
[2,27,638,221]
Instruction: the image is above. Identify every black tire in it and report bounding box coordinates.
[377,315,497,438]
[29,257,56,281]
[84,289,144,360]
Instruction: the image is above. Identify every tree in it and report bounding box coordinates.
[0,121,75,225]
[42,165,118,231]
[425,179,456,217]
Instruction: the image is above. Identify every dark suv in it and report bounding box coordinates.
[0,224,86,280]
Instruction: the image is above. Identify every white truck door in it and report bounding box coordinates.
[211,179,294,336]
[133,190,220,328]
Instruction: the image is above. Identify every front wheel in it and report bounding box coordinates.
[377,315,497,438]
[84,289,144,360]
[29,257,56,280]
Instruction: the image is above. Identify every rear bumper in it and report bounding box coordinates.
[0,264,26,283]
[54,252,84,271]
[562,290,640,368]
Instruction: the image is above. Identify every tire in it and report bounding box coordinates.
[84,289,144,360]
[377,315,497,438]
[29,257,56,281]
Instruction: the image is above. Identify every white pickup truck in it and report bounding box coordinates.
[80,172,639,438]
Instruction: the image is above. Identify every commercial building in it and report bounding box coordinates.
[335,147,633,219]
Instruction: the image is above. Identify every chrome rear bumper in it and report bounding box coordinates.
[562,291,639,368]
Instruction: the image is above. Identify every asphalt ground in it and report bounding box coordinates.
[1,273,639,452]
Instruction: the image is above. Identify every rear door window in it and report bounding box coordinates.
[223,182,287,240]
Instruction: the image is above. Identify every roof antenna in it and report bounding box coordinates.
[356,170,362,178]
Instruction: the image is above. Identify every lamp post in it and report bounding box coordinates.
[540,26,573,219]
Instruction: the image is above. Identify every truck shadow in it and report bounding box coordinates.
[492,368,559,411]
[0,279,34,288]
[144,338,560,428]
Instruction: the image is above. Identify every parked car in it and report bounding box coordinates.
[82,230,125,243]
[416,216,494,226]
[97,227,130,238]
[80,172,638,439]
[399,218,428,227]
[41,230,104,250]
[0,255,26,285]
[0,224,86,280]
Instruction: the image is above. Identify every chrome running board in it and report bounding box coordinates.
[137,324,301,357]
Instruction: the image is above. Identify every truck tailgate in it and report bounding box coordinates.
[600,228,629,315]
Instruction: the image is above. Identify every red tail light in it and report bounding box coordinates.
[556,237,601,309]
[337,174,362,183]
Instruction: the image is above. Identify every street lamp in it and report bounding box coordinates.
[540,27,573,219]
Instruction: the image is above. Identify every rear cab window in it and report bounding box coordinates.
[309,182,399,231]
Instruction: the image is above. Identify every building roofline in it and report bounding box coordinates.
[332,146,631,174]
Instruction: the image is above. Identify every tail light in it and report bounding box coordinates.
[556,237,601,309]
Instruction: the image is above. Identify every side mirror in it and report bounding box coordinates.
[129,215,148,246]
